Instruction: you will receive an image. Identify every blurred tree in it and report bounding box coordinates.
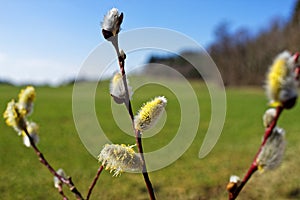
[291,0,300,26]
[207,7,296,85]
[145,1,300,86]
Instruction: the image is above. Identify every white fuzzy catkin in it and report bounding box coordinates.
[98,144,142,176]
[22,122,39,147]
[256,127,286,171]
[102,8,123,37]
[110,72,132,103]
[53,169,67,188]
[262,108,277,128]
[229,175,241,184]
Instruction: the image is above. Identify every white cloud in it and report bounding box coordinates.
[0,47,152,86]
[0,52,7,63]
[0,54,80,86]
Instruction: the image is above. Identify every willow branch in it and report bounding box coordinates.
[86,165,104,200]
[229,106,283,200]
[135,129,156,200]
[23,128,84,200]
[109,35,156,200]
[57,183,69,200]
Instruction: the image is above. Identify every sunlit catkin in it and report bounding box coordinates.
[110,72,132,103]
[17,86,35,116]
[256,127,286,172]
[227,175,241,193]
[3,99,26,134]
[22,121,39,147]
[265,51,298,108]
[134,96,167,132]
[262,108,277,128]
[98,144,142,176]
[101,8,123,39]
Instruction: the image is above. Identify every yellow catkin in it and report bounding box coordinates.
[267,58,287,107]
[3,86,36,134]
[134,96,167,132]
[265,51,299,108]
[18,86,36,116]
[18,86,35,103]
[3,99,26,133]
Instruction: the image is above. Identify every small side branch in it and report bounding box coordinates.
[109,35,156,200]
[57,183,69,200]
[135,130,156,200]
[23,128,84,200]
[229,106,283,200]
[86,165,104,200]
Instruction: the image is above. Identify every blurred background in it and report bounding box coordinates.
[1,1,300,199]
[0,0,299,86]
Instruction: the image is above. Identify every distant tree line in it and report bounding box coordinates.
[147,0,300,86]
[208,0,300,85]
[146,51,203,79]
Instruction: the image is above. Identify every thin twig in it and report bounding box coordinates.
[23,128,84,200]
[109,35,156,200]
[229,106,283,200]
[229,56,300,199]
[86,166,104,200]
[135,129,156,200]
[57,183,69,200]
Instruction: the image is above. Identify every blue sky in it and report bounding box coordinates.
[0,0,297,85]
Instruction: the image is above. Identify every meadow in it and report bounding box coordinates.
[1,80,300,200]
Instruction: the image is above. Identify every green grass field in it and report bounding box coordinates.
[1,81,300,200]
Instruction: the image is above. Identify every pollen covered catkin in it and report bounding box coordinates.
[98,144,142,176]
[134,96,167,132]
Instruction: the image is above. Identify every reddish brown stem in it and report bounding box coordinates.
[109,35,156,200]
[295,66,300,80]
[135,130,156,200]
[23,128,84,200]
[262,106,283,145]
[57,183,69,200]
[228,57,300,199]
[229,106,283,200]
[86,165,104,200]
